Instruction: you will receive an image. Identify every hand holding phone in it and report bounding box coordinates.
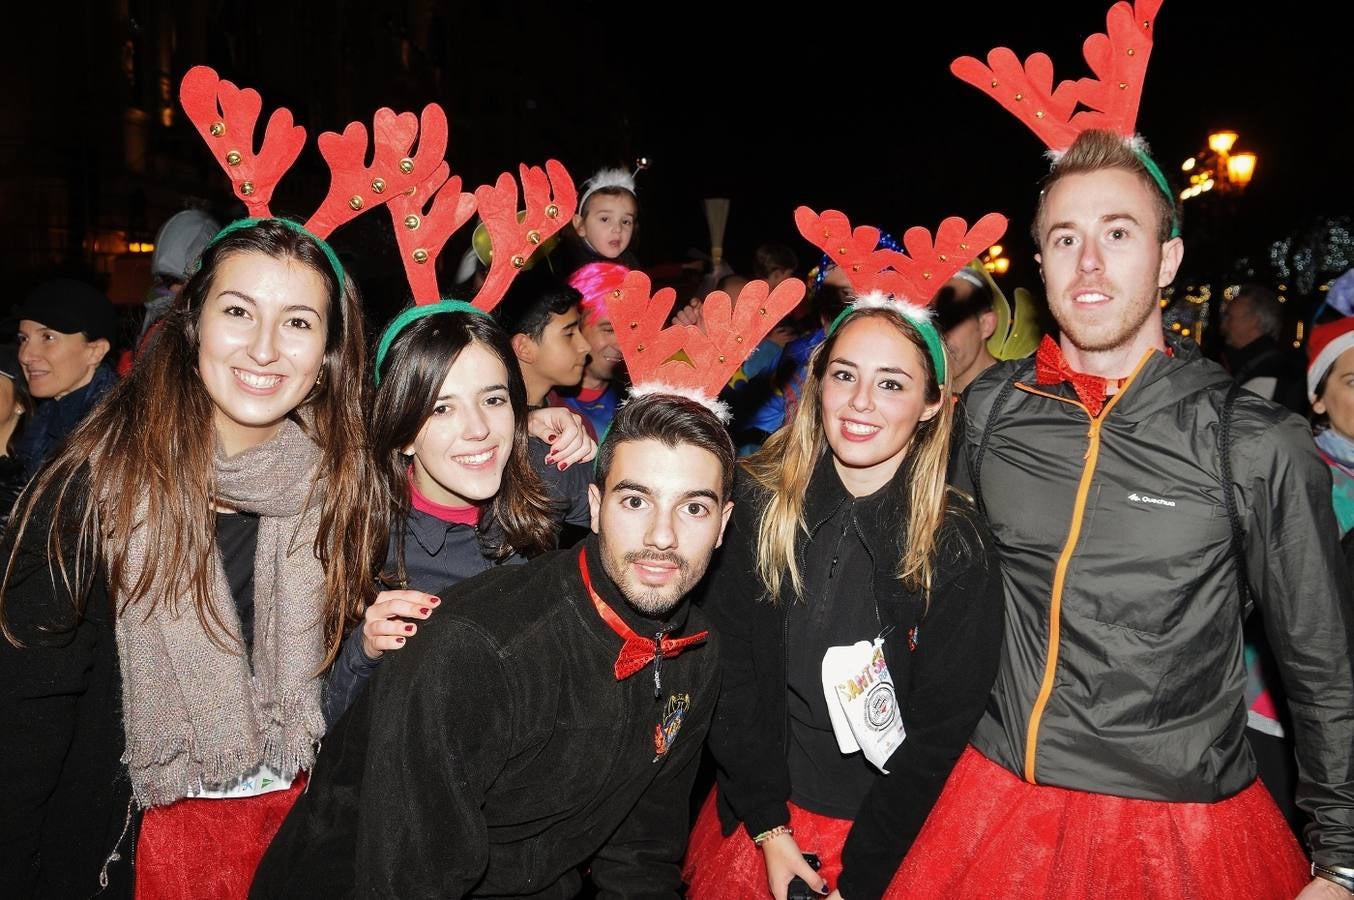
[786,852,825,900]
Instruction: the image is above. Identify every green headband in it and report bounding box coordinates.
[827,303,948,384]
[1132,149,1182,239]
[206,217,347,288]
[373,299,488,385]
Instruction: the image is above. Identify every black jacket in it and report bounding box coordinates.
[252,537,719,899]
[0,483,133,899]
[698,458,1004,900]
[954,337,1354,866]
[16,365,116,482]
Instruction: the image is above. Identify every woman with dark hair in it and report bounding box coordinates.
[0,219,399,898]
[319,304,592,711]
[683,209,1006,900]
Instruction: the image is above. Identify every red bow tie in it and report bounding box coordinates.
[578,548,707,692]
[1034,336,1112,417]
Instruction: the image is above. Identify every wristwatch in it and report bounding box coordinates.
[1312,862,1354,894]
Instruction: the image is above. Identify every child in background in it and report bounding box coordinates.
[553,167,641,275]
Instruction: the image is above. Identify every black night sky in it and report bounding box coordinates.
[15,1,1354,304]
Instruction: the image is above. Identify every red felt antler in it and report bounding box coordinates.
[472,160,577,312]
[387,163,477,305]
[610,272,805,401]
[179,66,306,217]
[795,207,1008,305]
[950,0,1161,151]
[304,104,450,239]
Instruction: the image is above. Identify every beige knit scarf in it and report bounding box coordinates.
[112,418,327,806]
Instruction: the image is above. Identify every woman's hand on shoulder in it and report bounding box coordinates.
[526,407,596,468]
[361,590,439,659]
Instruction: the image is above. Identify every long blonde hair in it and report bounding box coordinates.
[743,307,954,602]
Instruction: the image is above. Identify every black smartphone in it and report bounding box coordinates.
[786,852,823,900]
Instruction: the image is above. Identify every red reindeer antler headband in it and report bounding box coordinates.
[181,65,575,316]
[794,206,1008,382]
[609,274,806,423]
[948,2,1178,236]
[949,0,1161,154]
[181,66,447,239]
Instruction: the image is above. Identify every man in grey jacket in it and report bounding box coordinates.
[902,127,1354,898]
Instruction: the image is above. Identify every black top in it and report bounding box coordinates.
[215,511,259,665]
[785,475,885,818]
[253,537,720,899]
[0,474,132,899]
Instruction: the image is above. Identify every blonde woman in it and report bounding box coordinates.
[683,301,1004,900]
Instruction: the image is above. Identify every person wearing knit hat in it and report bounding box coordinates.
[13,278,118,480]
[1309,317,1354,535]
[559,261,629,435]
[141,209,222,344]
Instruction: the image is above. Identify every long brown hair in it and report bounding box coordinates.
[744,307,954,602]
[370,309,556,585]
[1,220,382,667]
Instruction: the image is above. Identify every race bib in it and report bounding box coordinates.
[821,637,906,773]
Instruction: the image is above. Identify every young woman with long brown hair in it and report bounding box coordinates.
[0,219,411,899]
[683,209,1006,900]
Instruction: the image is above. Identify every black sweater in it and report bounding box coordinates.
[698,456,1004,900]
[252,537,720,899]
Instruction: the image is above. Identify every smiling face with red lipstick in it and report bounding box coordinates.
[197,251,330,456]
[818,313,944,498]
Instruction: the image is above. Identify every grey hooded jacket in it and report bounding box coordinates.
[952,335,1354,866]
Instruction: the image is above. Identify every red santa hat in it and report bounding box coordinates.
[1308,317,1354,402]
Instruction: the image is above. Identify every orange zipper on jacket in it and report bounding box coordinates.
[1013,349,1156,784]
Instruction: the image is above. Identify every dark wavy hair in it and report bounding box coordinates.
[1,219,383,668]
[370,310,556,585]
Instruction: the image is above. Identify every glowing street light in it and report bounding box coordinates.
[1180,130,1257,201]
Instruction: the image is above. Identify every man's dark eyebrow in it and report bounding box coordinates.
[610,479,652,496]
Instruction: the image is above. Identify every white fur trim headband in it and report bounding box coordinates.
[625,381,732,424]
[578,167,637,212]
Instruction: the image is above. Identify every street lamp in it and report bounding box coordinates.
[1180,130,1257,201]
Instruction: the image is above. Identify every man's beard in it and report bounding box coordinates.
[597,534,704,618]
[1054,288,1158,354]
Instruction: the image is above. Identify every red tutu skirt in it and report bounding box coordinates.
[683,789,913,898]
[894,746,1310,899]
[134,774,306,899]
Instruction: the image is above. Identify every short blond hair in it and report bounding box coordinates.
[1032,129,1179,245]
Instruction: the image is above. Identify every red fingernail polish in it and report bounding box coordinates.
[547,433,557,442]
[419,607,430,615]
[396,637,405,644]
[429,597,441,605]
[557,462,566,471]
